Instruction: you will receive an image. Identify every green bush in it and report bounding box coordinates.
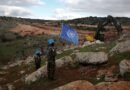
[2,32,17,42]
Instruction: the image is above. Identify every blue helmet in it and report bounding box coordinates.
[48,39,55,45]
[35,48,42,56]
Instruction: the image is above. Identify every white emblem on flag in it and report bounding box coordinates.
[67,30,75,38]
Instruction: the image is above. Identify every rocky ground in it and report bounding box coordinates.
[0,31,130,90]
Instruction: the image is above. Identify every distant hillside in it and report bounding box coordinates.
[0,16,130,34]
[66,16,130,26]
[0,16,59,26]
[1,16,130,26]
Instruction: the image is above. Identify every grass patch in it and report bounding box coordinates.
[0,34,56,65]
[87,76,105,84]
[108,51,130,66]
[0,22,17,31]
[56,50,73,59]
[78,42,116,53]
[78,44,104,52]
[41,56,47,65]
[0,39,26,64]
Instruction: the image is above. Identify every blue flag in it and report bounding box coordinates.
[60,24,79,45]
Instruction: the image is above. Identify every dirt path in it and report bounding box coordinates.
[23,65,99,90]
[0,62,35,89]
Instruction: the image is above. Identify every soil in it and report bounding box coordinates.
[20,65,104,90]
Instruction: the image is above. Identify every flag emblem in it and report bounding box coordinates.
[60,23,79,45]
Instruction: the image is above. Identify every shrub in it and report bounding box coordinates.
[1,32,17,42]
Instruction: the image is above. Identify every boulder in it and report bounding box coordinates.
[95,40,104,44]
[119,60,130,76]
[0,71,8,75]
[104,72,118,82]
[53,80,95,90]
[23,56,33,65]
[118,31,130,41]
[97,65,118,82]
[110,40,130,53]
[0,86,2,90]
[8,61,23,68]
[20,70,25,74]
[96,81,130,90]
[82,41,95,47]
[25,65,47,84]
[1,66,8,70]
[6,84,15,90]
[0,78,6,82]
[75,52,108,64]
[25,56,73,84]
[56,56,73,68]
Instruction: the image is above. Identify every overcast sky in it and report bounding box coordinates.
[0,0,130,20]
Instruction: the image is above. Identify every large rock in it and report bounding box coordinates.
[0,71,8,75]
[53,80,95,90]
[118,31,130,41]
[25,65,47,84]
[6,84,15,90]
[75,52,108,64]
[56,56,73,68]
[119,60,130,76]
[25,56,73,84]
[110,40,130,53]
[104,72,118,82]
[23,56,34,65]
[0,86,2,90]
[96,81,130,90]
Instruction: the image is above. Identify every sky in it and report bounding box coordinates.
[0,0,130,20]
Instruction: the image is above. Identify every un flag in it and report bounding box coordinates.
[60,24,79,45]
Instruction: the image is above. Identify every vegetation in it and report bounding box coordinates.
[108,51,130,66]
[56,50,73,59]
[77,42,116,53]
[86,75,105,84]
[0,15,130,90]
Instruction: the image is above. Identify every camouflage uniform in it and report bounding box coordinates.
[34,48,42,70]
[34,54,41,70]
[47,46,56,80]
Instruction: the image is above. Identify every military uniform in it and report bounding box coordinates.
[47,46,56,80]
[34,49,42,70]
[34,54,41,70]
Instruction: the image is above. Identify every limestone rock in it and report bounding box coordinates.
[25,65,47,84]
[6,84,15,90]
[25,56,73,84]
[24,56,33,65]
[53,80,95,90]
[119,60,130,76]
[8,60,23,68]
[96,81,130,90]
[75,52,108,64]
[56,56,73,68]
[118,31,130,41]
[0,71,8,75]
[110,40,130,53]
[0,86,2,90]
[20,70,25,74]
[104,72,118,82]
[1,66,8,70]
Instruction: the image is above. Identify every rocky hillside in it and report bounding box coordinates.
[0,30,130,90]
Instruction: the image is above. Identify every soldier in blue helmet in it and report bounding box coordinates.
[34,48,42,70]
[47,39,57,80]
